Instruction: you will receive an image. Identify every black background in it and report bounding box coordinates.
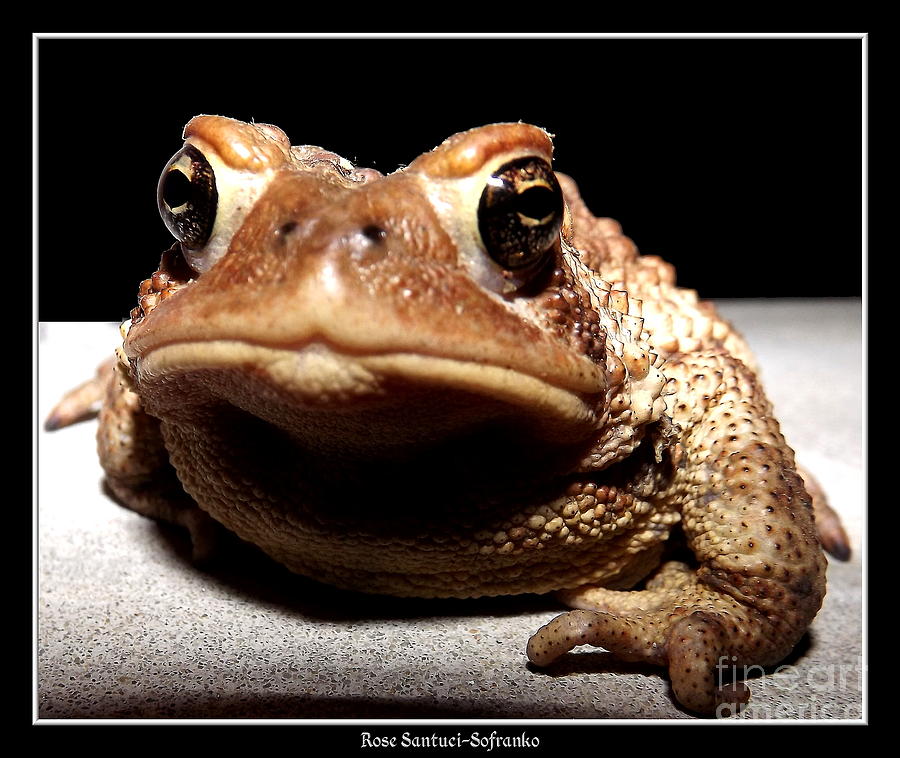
[37,37,863,322]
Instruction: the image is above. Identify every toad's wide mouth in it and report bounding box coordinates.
[133,339,603,450]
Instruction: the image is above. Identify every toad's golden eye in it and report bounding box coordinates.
[477,157,564,271]
[157,145,218,249]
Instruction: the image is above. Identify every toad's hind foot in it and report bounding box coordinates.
[44,356,115,431]
[797,465,851,561]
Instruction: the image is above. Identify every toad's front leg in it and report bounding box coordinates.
[527,351,827,715]
[46,351,222,560]
[95,356,222,562]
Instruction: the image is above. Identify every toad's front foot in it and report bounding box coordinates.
[527,598,756,715]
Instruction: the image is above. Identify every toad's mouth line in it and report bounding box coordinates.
[134,338,604,442]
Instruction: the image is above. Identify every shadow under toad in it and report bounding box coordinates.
[128,507,561,623]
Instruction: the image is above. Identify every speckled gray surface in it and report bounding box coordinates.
[36,299,864,721]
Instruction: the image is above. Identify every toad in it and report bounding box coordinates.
[47,116,849,715]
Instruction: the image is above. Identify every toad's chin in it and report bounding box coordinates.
[132,340,604,455]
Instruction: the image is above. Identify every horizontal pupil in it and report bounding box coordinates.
[163,169,193,209]
[514,185,557,221]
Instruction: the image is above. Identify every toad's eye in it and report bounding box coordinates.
[157,145,218,249]
[477,157,564,271]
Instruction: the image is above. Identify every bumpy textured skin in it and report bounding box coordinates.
[50,117,841,715]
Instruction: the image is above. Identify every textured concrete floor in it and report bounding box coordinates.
[36,299,864,721]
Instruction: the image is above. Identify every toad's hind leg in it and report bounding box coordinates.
[527,352,827,714]
[95,358,222,562]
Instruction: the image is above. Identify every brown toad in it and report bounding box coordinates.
[48,116,849,715]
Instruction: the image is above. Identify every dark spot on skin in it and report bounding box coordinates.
[791,575,814,597]
[277,221,298,236]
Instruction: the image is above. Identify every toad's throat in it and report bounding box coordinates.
[154,393,667,598]
[134,340,604,448]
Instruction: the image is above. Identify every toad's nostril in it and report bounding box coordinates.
[278,221,299,236]
[362,224,387,243]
